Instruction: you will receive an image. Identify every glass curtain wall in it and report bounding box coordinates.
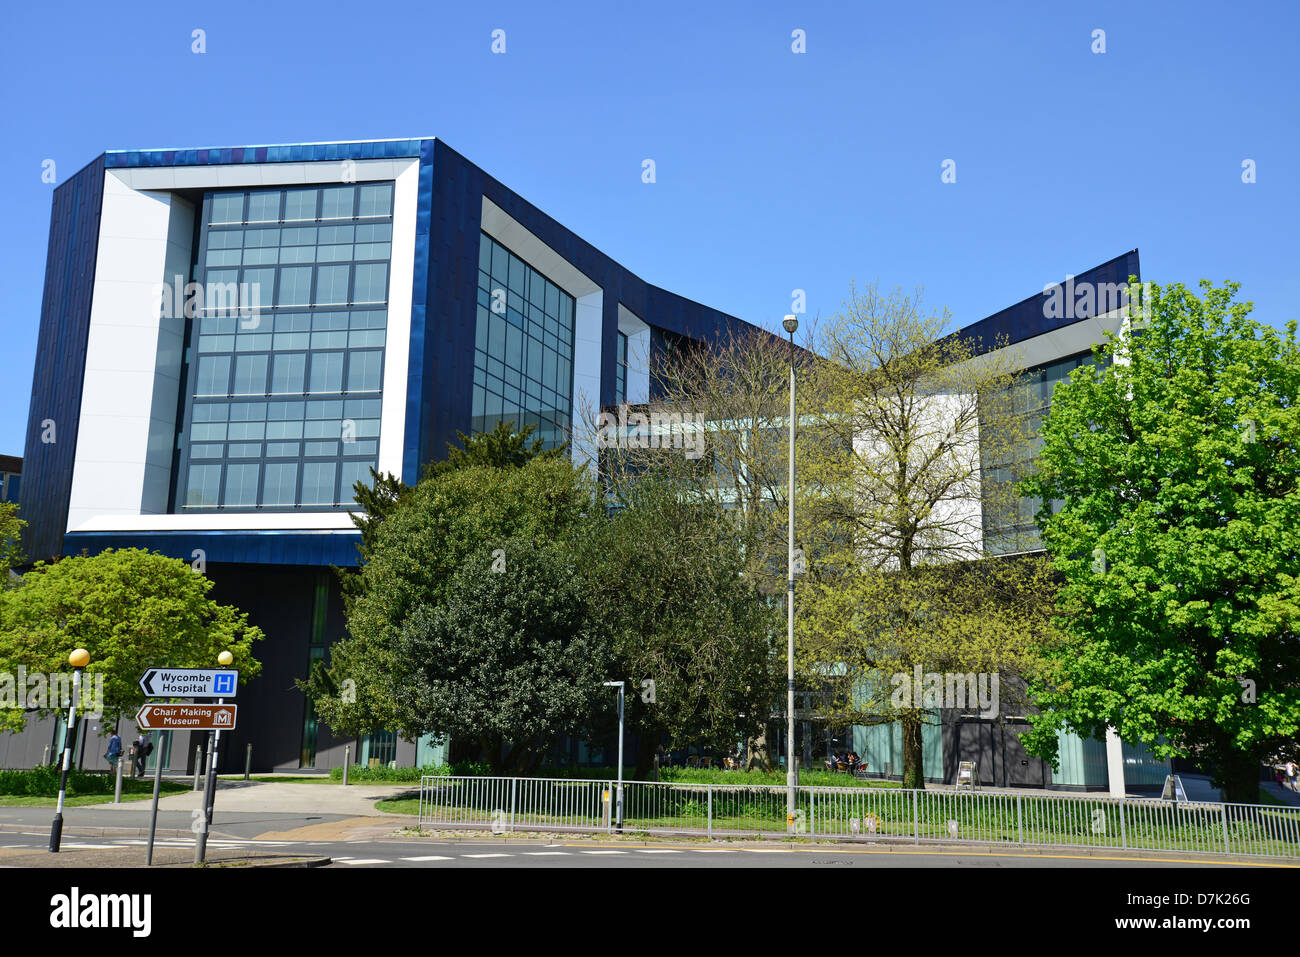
[980,349,1102,554]
[472,233,575,450]
[173,182,394,511]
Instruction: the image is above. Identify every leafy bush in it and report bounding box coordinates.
[327,761,494,783]
[0,764,122,796]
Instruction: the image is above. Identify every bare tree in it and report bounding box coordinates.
[796,282,1059,787]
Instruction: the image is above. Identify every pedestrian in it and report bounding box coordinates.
[1288,761,1297,792]
[104,726,122,768]
[1276,767,1286,791]
[133,732,151,777]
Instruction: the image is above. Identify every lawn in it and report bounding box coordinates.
[375,797,422,815]
[0,780,191,807]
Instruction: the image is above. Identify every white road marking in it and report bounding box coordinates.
[401,855,452,861]
[523,851,570,856]
[636,849,681,854]
[337,858,390,865]
[462,853,511,859]
[582,850,626,855]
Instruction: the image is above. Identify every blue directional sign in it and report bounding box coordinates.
[139,669,239,699]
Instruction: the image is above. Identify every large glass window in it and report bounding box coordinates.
[471,233,575,450]
[615,331,628,405]
[980,350,1102,554]
[173,183,394,511]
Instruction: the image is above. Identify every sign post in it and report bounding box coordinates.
[145,743,164,866]
[138,667,238,865]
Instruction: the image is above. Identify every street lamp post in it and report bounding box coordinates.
[195,649,235,865]
[603,681,624,831]
[49,648,90,853]
[783,314,799,826]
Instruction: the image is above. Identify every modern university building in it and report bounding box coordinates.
[12,138,767,774]
[10,137,1167,791]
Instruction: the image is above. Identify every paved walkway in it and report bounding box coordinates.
[79,778,416,818]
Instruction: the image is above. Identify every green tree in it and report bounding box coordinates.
[310,454,594,739]
[393,537,612,774]
[309,424,566,726]
[423,421,566,479]
[580,472,783,776]
[0,503,24,588]
[1019,279,1300,802]
[0,548,263,732]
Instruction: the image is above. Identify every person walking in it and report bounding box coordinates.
[133,732,151,777]
[104,726,122,768]
[1287,761,1297,792]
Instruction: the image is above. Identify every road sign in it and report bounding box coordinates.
[135,703,237,731]
[139,669,238,699]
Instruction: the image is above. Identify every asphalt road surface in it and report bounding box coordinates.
[0,832,1269,868]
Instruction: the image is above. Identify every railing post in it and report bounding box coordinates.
[509,777,518,833]
[707,784,713,839]
[912,789,920,844]
[1221,803,1230,855]
[343,745,350,786]
[809,788,815,837]
[1119,797,1127,849]
[244,743,252,781]
[1016,794,1023,844]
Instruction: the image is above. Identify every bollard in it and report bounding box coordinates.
[193,744,203,790]
[42,745,50,767]
[244,743,252,781]
[113,752,124,804]
[343,745,350,786]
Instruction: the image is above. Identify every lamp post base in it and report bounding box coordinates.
[49,813,63,853]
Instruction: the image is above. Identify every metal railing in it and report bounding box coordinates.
[417,775,1300,859]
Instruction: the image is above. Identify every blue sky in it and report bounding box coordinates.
[2,0,1296,455]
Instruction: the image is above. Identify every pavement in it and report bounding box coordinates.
[72,777,417,818]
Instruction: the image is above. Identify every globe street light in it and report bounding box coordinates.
[782,314,798,827]
[49,648,90,853]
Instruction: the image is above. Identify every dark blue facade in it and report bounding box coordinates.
[20,155,106,563]
[24,139,767,567]
[950,249,1141,357]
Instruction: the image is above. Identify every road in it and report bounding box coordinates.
[0,796,1287,869]
[0,830,1269,868]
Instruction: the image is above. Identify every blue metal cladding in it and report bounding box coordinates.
[413,140,767,475]
[63,531,361,567]
[401,140,436,487]
[950,249,1142,357]
[19,154,106,563]
[103,140,425,169]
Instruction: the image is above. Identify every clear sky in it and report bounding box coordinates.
[1,0,1296,455]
